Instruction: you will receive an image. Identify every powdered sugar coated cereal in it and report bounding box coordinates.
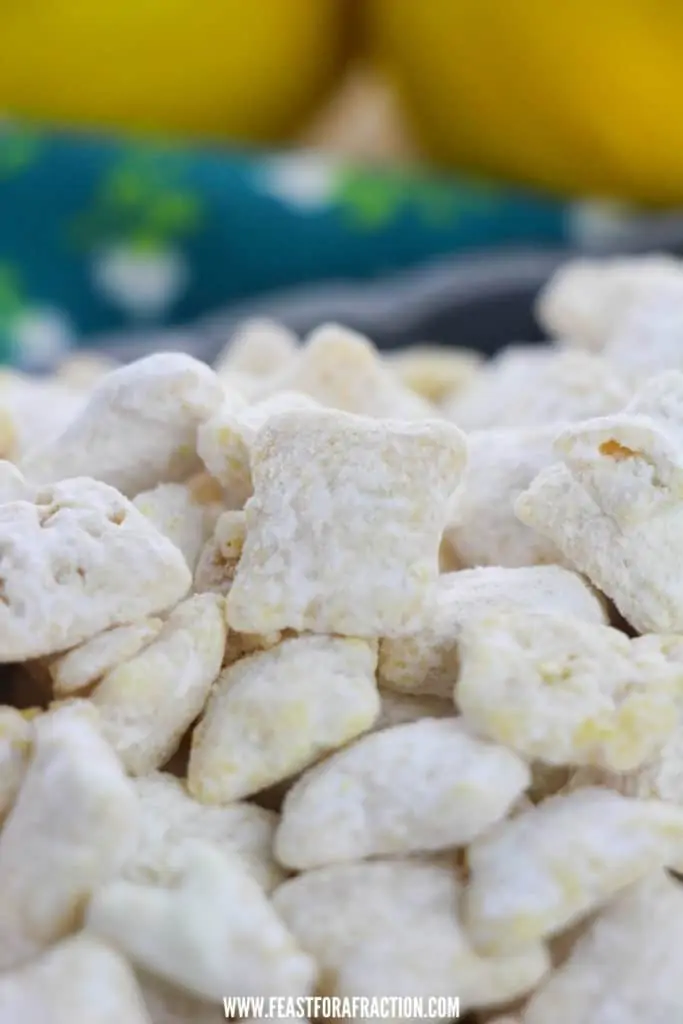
[275,718,530,869]
[188,634,379,803]
[226,407,466,638]
[0,477,190,662]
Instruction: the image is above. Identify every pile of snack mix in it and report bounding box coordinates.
[2,255,683,1023]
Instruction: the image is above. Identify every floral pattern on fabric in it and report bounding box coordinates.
[0,123,591,366]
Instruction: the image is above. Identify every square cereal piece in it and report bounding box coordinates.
[225,408,467,638]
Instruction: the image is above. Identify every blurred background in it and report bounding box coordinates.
[2,0,683,369]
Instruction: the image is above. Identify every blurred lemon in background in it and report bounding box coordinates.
[367,0,683,206]
[3,0,683,207]
[0,0,347,143]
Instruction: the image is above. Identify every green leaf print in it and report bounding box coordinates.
[0,266,23,322]
[0,128,42,180]
[0,265,25,363]
[71,149,202,254]
[334,167,505,230]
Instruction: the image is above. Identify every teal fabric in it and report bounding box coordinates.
[0,123,572,366]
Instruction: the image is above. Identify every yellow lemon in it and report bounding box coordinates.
[0,0,347,143]
[367,0,683,206]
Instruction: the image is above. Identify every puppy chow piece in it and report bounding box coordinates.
[445,346,629,430]
[0,934,152,1024]
[603,288,683,383]
[456,612,682,771]
[0,369,88,462]
[214,318,299,380]
[214,507,247,555]
[556,370,683,527]
[49,617,164,696]
[226,407,466,638]
[0,477,190,662]
[22,352,225,496]
[385,344,484,405]
[516,371,683,632]
[562,648,683,815]
[337,946,540,1023]
[275,717,530,869]
[444,427,565,568]
[134,481,222,573]
[463,787,683,955]
[126,771,285,892]
[91,593,226,775]
[87,840,316,1001]
[253,323,436,419]
[523,871,683,1024]
[536,255,683,350]
[379,565,607,700]
[274,858,549,1016]
[0,703,140,969]
[188,634,379,803]
[198,391,318,510]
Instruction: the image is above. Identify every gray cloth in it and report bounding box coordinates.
[90,222,683,363]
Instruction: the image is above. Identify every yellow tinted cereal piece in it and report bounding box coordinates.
[463,788,683,955]
[457,612,682,771]
[91,594,226,775]
[50,618,164,696]
[380,566,606,699]
[188,635,379,803]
